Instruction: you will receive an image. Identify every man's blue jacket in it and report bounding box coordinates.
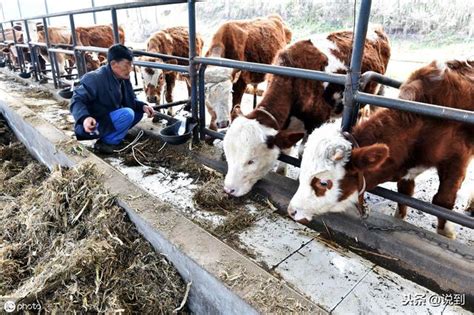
[70,64,147,136]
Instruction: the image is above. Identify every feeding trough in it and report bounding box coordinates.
[159,117,197,145]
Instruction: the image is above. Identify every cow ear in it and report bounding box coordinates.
[267,130,305,150]
[399,79,424,102]
[36,24,44,32]
[2,47,10,53]
[98,55,106,63]
[350,144,389,172]
[230,105,243,121]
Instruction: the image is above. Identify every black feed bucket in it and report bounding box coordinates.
[19,72,31,79]
[159,118,197,145]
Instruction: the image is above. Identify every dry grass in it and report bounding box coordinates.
[0,117,188,313]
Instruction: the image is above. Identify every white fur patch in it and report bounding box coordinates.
[309,35,347,75]
[141,67,162,88]
[365,28,380,42]
[402,166,428,180]
[289,122,356,220]
[223,116,280,197]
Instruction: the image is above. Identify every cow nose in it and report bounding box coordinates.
[217,120,229,129]
[147,95,158,103]
[224,186,236,196]
[288,206,297,218]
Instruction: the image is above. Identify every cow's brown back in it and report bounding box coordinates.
[146,26,203,65]
[75,25,125,48]
[206,14,292,84]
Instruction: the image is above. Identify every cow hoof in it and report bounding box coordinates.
[437,223,456,240]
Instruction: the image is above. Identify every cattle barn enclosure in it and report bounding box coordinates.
[0,0,473,313]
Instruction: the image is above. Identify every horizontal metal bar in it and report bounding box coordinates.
[355,92,474,124]
[361,71,403,89]
[74,46,108,53]
[370,186,474,229]
[1,0,190,23]
[153,111,175,122]
[152,99,190,110]
[204,128,224,140]
[14,43,28,48]
[28,42,48,47]
[133,50,189,63]
[278,154,301,167]
[195,57,346,85]
[133,60,189,73]
[48,48,75,55]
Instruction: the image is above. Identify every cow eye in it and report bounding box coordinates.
[247,160,254,165]
[320,180,328,187]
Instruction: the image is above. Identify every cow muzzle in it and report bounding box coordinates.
[147,95,158,103]
[216,120,229,129]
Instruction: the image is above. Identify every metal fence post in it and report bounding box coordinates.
[341,0,372,132]
[188,0,199,143]
[111,8,119,44]
[11,21,25,73]
[23,19,39,81]
[69,14,85,77]
[42,17,59,88]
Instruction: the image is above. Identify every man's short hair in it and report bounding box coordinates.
[107,44,133,63]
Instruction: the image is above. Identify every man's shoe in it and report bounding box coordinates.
[94,140,118,154]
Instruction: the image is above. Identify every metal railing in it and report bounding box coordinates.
[0,0,472,230]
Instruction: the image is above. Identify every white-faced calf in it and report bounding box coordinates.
[288,59,474,239]
[223,27,391,197]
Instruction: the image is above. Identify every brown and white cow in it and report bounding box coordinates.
[37,25,72,75]
[288,59,474,239]
[37,24,125,74]
[205,14,292,130]
[223,27,391,197]
[75,24,125,70]
[139,26,203,115]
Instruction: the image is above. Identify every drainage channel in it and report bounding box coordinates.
[0,69,472,314]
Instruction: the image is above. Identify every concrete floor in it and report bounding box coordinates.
[0,72,472,314]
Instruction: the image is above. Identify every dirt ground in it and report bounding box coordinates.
[0,116,189,313]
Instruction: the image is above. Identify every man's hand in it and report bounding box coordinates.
[83,117,97,133]
[143,104,155,118]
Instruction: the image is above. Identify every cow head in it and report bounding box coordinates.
[84,52,101,71]
[223,112,304,197]
[288,123,388,222]
[138,56,177,104]
[204,66,239,129]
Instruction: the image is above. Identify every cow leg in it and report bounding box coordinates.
[232,77,247,108]
[164,72,176,115]
[205,106,217,145]
[433,159,468,239]
[275,147,291,176]
[395,179,415,219]
[467,190,474,216]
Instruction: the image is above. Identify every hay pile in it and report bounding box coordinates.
[0,117,187,313]
[192,178,260,239]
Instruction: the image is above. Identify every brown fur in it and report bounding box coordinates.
[143,26,203,104]
[75,25,125,70]
[206,14,292,107]
[339,60,474,237]
[37,26,72,73]
[243,29,391,150]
